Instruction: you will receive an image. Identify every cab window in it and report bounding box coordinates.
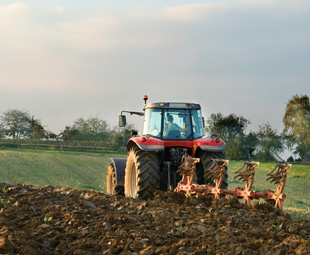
[163,109,191,140]
[191,109,205,139]
[142,109,162,138]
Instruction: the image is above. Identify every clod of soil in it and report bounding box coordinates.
[0,183,309,255]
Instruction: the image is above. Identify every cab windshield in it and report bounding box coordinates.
[142,108,205,140]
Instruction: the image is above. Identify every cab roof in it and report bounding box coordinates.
[143,102,201,110]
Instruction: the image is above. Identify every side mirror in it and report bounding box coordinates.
[202,117,205,128]
[118,115,126,127]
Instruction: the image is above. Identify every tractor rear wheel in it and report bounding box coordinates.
[106,164,124,196]
[200,152,228,189]
[124,147,160,199]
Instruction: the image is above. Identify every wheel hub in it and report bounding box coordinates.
[130,162,137,198]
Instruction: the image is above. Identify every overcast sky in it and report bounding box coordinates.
[1,0,309,134]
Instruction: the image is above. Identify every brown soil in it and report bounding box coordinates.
[0,183,309,255]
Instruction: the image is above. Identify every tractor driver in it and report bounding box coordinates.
[164,114,187,138]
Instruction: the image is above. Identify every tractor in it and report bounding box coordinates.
[106,95,228,199]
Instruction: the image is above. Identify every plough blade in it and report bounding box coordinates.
[265,163,291,213]
[204,159,229,198]
[174,157,291,214]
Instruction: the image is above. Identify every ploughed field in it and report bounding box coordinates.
[0,183,309,255]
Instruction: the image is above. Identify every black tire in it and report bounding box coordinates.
[124,147,160,199]
[200,152,228,189]
[106,163,124,196]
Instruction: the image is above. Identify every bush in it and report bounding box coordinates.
[254,151,276,162]
[287,156,295,162]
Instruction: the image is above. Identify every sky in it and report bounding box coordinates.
[0,0,309,135]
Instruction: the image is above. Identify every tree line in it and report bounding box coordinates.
[0,110,133,149]
[0,94,309,163]
[206,94,310,164]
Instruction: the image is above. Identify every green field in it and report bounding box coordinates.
[227,161,310,214]
[0,148,127,192]
[0,148,309,215]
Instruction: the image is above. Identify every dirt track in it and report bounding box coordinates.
[0,183,309,255]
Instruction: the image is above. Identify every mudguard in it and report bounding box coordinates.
[127,136,225,154]
[110,158,127,186]
[193,137,225,154]
[127,137,165,152]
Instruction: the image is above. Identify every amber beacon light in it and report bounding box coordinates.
[143,95,148,104]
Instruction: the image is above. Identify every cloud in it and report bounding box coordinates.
[0,1,309,132]
[53,6,65,14]
[59,15,120,51]
[163,3,225,22]
[240,0,308,8]
[0,2,30,23]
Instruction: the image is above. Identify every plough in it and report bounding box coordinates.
[175,157,292,214]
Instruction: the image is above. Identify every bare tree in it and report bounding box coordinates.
[1,109,32,138]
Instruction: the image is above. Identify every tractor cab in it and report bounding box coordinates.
[142,102,205,140]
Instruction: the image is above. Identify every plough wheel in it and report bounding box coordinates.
[124,147,160,199]
[200,152,228,189]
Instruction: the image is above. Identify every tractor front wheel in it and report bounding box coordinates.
[124,147,160,199]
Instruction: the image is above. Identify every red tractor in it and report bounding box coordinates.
[106,96,228,198]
